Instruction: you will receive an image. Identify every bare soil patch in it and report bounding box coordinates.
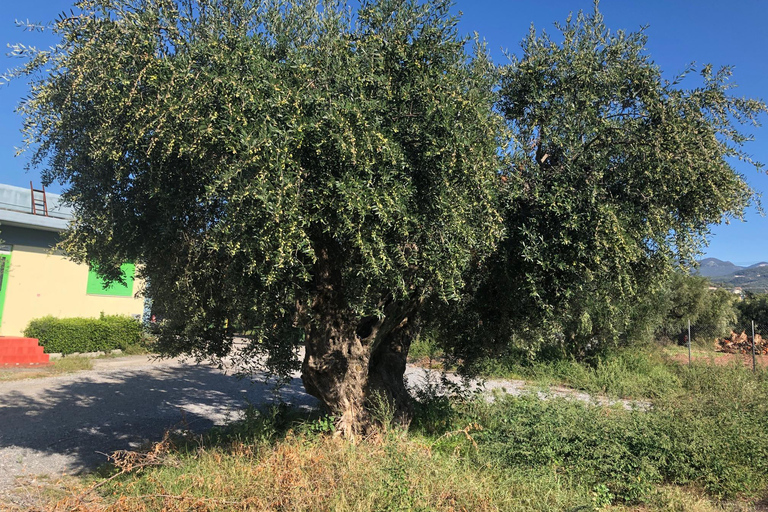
[668,350,768,368]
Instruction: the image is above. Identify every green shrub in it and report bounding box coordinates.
[24,314,142,355]
[420,363,768,504]
[408,331,444,361]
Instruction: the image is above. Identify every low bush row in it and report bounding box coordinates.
[24,314,142,355]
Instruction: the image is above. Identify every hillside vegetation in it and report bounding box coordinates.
[711,265,768,293]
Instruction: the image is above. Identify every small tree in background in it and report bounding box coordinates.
[736,293,768,334]
[654,273,737,344]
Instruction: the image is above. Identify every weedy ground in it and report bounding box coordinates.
[4,345,768,511]
[444,340,766,400]
[0,356,93,382]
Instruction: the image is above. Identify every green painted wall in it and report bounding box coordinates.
[86,263,135,297]
[0,248,11,329]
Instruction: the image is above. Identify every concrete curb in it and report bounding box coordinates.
[47,349,123,360]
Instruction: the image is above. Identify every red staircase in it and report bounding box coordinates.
[0,337,50,366]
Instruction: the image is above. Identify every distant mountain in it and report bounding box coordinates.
[697,258,744,278]
[709,262,768,292]
[693,259,768,291]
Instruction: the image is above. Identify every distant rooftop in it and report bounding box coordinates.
[0,183,73,232]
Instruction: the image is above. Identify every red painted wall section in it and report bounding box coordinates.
[0,337,50,366]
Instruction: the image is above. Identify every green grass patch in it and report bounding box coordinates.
[412,338,709,400]
[49,355,94,373]
[409,333,445,361]
[473,345,704,399]
[415,361,768,505]
[663,342,721,359]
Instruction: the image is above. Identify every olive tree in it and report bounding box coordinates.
[14,0,503,433]
[434,7,766,366]
[14,1,766,431]
[736,293,768,333]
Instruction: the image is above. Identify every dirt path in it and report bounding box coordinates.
[404,366,648,410]
[0,356,646,503]
[668,350,768,368]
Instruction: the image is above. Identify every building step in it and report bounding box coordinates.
[0,337,51,366]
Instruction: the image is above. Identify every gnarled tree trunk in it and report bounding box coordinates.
[301,301,418,436]
[300,243,418,436]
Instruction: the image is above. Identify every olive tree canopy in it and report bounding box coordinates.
[14,0,503,433]
[433,7,766,366]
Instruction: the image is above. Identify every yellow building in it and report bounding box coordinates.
[0,183,145,336]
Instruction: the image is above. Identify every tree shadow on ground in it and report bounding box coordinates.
[0,363,318,482]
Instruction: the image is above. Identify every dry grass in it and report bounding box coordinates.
[5,429,764,512]
[663,344,767,369]
[0,357,93,382]
[12,433,509,512]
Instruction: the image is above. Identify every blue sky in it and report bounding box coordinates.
[1,0,767,265]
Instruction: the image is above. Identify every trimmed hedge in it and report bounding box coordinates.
[23,314,142,355]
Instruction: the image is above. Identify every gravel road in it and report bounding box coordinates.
[0,355,317,500]
[0,355,645,503]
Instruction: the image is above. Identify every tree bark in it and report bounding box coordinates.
[300,241,418,436]
[366,311,415,427]
[301,311,417,436]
